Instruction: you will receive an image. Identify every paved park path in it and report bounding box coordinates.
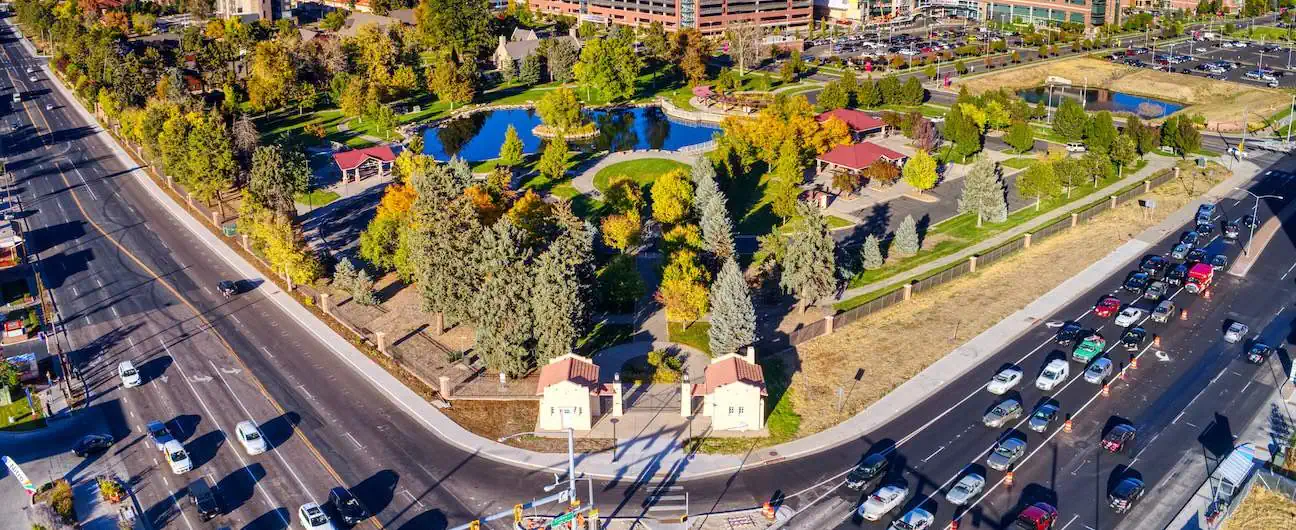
[334,120,386,145]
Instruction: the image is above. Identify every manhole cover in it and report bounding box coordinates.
[769,450,779,457]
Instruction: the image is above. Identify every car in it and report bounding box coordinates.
[118,360,141,388]
[1143,280,1168,301]
[1195,221,1214,236]
[1197,203,1217,223]
[1073,335,1107,362]
[1014,502,1059,530]
[1171,243,1191,260]
[987,437,1027,471]
[1210,254,1228,271]
[1065,142,1087,152]
[1186,248,1207,264]
[1055,321,1083,345]
[1123,271,1150,293]
[1180,231,1200,246]
[858,483,909,521]
[1225,322,1249,343]
[1109,477,1146,513]
[190,478,220,521]
[1242,214,1258,228]
[983,399,1024,428]
[218,280,238,298]
[72,434,113,457]
[986,367,1023,394]
[1084,358,1113,384]
[25,67,32,74]
[1103,423,1138,453]
[1029,403,1060,432]
[147,420,174,451]
[1114,307,1145,327]
[27,76,36,82]
[945,473,985,506]
[1036,359,1069,391]
[1166,263,1189,286]
[163,439,192,474]
[1247,342,1273,364]
[1140,255,1168,275]
[845,453,890,491]
[235,420,268,455]
[1095,297,1122,318]
[889,507,934,530]
[1121,327,1147,351]
[1224,222,1240,240]
[1152,300,1176,323]
[300,502,337,530]
[328,487,370,526]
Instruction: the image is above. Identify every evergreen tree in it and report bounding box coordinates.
[893,214,920,255]
[957,157,1007,227]
[857,76,883,108]
[947,104,983,161]
[1005,120,1034,153]
[1053,97,1088,141]
[413,164,478,325]
[861,234,884,270]
[352,268,377,306]
[333,257,359,292]
[519,53,543,85]
[901,76,925,105]
[472,219,534,377]
[691,157,721,211]
[530,209,593,364]
[780,201,837,313]
[690,159,735,261]
[499,124,525,168]
[708,259,756,357]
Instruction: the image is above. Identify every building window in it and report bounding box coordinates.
[728,406,735,414]
[737,407,745,415]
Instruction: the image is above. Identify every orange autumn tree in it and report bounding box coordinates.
[359,180,419,278]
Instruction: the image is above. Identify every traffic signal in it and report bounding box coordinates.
[514,504,523,524]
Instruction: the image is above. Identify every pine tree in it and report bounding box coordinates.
[699,194,736,262]
[499,124,525,168]
[893,214,920,255]
[691,157,721,212]
[473,219,534,377]
[352,268,377,306]
[780,201,837,313]
[412,164,479,325]
[708,258,756,357]
[957,157,1007,227]
[861,234,884,270]
[530,204,595,364]
[333,257,359,292]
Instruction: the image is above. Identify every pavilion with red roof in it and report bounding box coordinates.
[815,141,908,177]
[816,108,887,140]
[332,145,396,183]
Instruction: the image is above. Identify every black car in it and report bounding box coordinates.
[1180,231,1200,246]
[1242,214,1258,228]
[1247,343,1273,364]
[73,434,113,457]
[217,280,238,298]
[1123,271,1150,293]
[1224,222,1240,240]
[844,453,889,491]
[1166,263,1189,286]
[1102,424,1138,454]
[329,487,371,526]
[1056,322,1083,346]
[1109,477,1146,513]
[1121,327,1147,351]
[190,478,220,521]
[1140,255,1168,276]
[1195,221,1214,236]
[1186,248,1207,264]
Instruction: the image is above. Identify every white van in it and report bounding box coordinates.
[118,360,141,388]
[1065,142,1087,153]
[163,440,192,474]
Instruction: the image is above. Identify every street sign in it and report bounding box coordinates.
[3,456,36,496]
[549,511,578,528]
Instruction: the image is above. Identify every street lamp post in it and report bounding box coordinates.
[498,421,578,507]
[1232,187,1284,256]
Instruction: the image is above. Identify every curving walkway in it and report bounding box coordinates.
[569,149,701,197]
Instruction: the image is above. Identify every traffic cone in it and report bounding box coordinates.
[1204,289,1212,300]
[1153,334,1161,347]
[951,519,960,530]
[1102,383,1111,396]
[1131,355,1139,369]
[1181,308,1189,320]
[1064,418,1073,433]
[1005,470,1014,488]
[762,502,774,520]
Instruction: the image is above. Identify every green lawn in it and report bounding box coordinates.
[827,216,855,229]
[1000,157,1037,170]
[693,357,800,453]
[576,320,635,356]
[1232,26,1296,41]
[295,189,341,208]
[593,158,690,193]
[668,321,711,356]
[0,389,43,432]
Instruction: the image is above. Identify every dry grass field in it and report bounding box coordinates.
[1223,485,1296,530]
[788,163,1227,435]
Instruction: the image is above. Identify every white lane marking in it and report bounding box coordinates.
[161,340,290,526]
[1282,261,1296,280]
[922,445,946,463]
[343,432,364,449]
[71,286,77,296]
[66,161,98,201]
[208,360,315,499]
[1241,380,1252,394]
[298,385,313,400]
[110,306,119,318]
[1058,514,1080,530]
[230,316,241,325]
[260,346,274,359]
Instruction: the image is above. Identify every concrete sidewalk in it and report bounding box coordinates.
[21,20,1273,482]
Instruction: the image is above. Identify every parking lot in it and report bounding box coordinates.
[803,18,1027,65]
[1107,36,1296,88]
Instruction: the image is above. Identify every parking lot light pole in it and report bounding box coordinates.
[1233,187,1283,257]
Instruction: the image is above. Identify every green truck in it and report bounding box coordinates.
[1073,335,1106,363]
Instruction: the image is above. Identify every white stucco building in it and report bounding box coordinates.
[691,350,767,431]
[536,354,605,431]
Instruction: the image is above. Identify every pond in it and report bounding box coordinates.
[1017,86,1185,118]
[422,106,719,161]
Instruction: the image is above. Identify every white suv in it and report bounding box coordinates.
[1036,359,1069,391]
[1065,142,1087,153]
[163,440,192,474]
[118,360,141,388]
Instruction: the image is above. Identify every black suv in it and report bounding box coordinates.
[844,453,889,491]
[1123,271,1150,293]
[1180,231,1200,246]
[1109,477,1145,513]
[1166,263,1189,286]
[1247,343,1273,364]
[1121,327,1147,351]
[1224,222,1241,240]
[1055,321,1083,346]
[329,487,370,526]
[1140,255,1168,276]
[190,478,220,521]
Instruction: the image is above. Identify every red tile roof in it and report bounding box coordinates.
[332,145,397,171]
[817,142,907,171]
[692,356,767,396]
[536,356,601,394]
[816,108,886,132]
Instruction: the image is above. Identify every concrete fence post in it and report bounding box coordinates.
[969,255,978,273]
[824,314,834,335]
[438,376,452,399]
[166,174,174,190]
[903,283,913,300]
[186,193,194,208]
[1024,233,1032,248]
[241,233,250,250]
[1110,195,1118,209]
[376,331,388,356]
[433,312,445,335]
[1144,180,1151,193]
[1071,212,1079,227]
[1174,166,1180,179]
[211,210,220,226]
[319,293,330,316]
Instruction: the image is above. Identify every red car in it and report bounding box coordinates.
[1014,502,1059,530]
[1095,297,1122,318]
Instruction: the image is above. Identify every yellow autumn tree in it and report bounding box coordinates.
[656,250,710,328]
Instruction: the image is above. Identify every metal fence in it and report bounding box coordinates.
[976,236,1027,269]
[788,319,828,346]
[911,258,972,297]
[1031,215,1071,244]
